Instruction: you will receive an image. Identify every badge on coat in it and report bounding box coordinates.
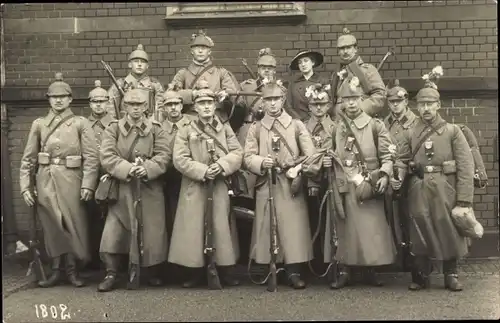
[345,136,355,151]
[313,136,323,148]
[424,139,434,157]
[345,159,353,167]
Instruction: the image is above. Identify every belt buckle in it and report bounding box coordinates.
[53,157,60,165]
[425,166,434,172]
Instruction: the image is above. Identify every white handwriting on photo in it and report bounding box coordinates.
[34,304,71,320]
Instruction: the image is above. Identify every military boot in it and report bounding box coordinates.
[362,267,384,287]
[147,264,164,287]
[219,265,240,287]
[443,259,463,292]
[182,267,204,288]
[38,256,62,288]
[286,264,306,289]
[97,253,119,292]
[65,254,85,287]
[408,256,431,291]
[330,265,350,290]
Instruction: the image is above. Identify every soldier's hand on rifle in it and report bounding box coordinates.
[134,166,148,178]
[208,163,223,177]
[23,191,36,207]
[375,174,389,194]
[80,188,94,201]
[390,177,403,191]
[323,156,333,168]
[262,157,275,170]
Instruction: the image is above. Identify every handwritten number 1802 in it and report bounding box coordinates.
[34,304,70,320]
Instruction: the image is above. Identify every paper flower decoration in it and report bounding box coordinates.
[337,69,347,80]
[432,65,443,76]
[276,79,283,87]
[262,77,270,85]
[349,76,360,91]
[388,144,397,155]
[397,90,406,98]
[305,83,331,100]
[305,85,315,98]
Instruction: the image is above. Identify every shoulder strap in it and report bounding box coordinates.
[192,123,229,155]
[188,64,215,89]
[410,121,447,160]
[41,115,75,151]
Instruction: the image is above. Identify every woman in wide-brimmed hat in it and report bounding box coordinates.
[285,49,329,121]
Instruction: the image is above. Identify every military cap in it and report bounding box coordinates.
[338,76,364,98]
[261,80,286,99]
[305,83,332,104]
[337,28,357,48]
[415,87,440,103]
[289,49,324,71]
[257,48,277,67]
[163,90,183,104]
[415,65,444,102]
[387,79,408,101]
[190,30,214,48]
[88,80,109,101]
[128,44,149,62]
[123,89,147,104]
[192,80,216,102]
[46,72,72,97]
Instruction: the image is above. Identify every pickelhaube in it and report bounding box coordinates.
[46,72,72,97]
[192,80,216,102]
[338,76,364,98]
[386,79,408,101]
[128,44,149,62]
[415,65,443,102]
[261,80,286,99]
[337,28,357,48]
[163,90,183,105]
[190,30,214,48]
[257,48,277,67]
[123,89,147,104]
[88,80,109,101]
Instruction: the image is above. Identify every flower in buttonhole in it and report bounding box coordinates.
[349,76,360,91]
[337,69,347,80]
[262,77,270,86]
[276,79,283,87]
[305,85,315,99]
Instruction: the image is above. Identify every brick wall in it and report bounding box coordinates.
[2,1,499,245]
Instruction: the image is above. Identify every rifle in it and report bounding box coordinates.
[205,139,223,290]
[377,46,396,71]
[127,157,145,290]
[267,136,281,292]
[325,166,339,284]
[101,60,124,119]
[392,167,412,271]
[242,58,258,80]
[26,162,47,283]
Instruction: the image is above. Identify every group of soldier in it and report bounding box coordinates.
[19,28,488,294]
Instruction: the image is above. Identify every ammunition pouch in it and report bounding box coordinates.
[442,160,456,175]
[95,174,119,205]
[65,155,82,168]
[474,170,488,188]
[37,152,50,165]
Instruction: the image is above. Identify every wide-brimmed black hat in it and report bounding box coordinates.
[289,50,324,71]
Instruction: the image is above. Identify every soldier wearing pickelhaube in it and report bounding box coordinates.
[330,76,396,289]
[107,44,165,121]
[397,66,474,292]
[19,73,99,288]
[332,28,386,118]
[168,80,243,289]
[86,80,116,270]
[168,30,240,124]
[98,89,171,292]
[244,80,319,290]
[383,79,418,272]
[286,49,329,121]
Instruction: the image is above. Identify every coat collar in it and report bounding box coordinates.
[118,116,152,136]
[194,117,223,133]
[162,115,191,134]
[296,72,321,82]
[305,115,334,135]
[347,111,371,130]
[124,73,150,86]
[261,110,292,130]
[187,61,214,76]
[44,108,74,127]
[425,114,447,135]
[385,109,417,130]
[88,113,114,128]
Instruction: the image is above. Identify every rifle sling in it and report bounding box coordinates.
[410,121,447,160]
[188,64,215,89]
[270,125,299,161]
[192,123,229,155]
[41,115,76,151]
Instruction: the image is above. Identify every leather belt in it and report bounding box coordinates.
[50,157,66,165]
[423,165,443,173]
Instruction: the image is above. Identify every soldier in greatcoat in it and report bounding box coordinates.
[397,68,474,292]
[332,28,386,118]
[244,80,317,289]
[167,30,240,124]
[168,81,243,288]
[383,80,419,272]
[98,89,171,292]
[285,49,329,122]
[330,76,397,289]
[19,73,99,288]
[107,44,165,121]
[86,80,116,270]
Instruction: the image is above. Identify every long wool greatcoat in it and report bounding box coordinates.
[244,111,316,265]
[168,118,243,268]
[88,113,115,175]
[398,115,474,261]
[333,111,397,266]
[99,117,170,267]
[19,108,99,263]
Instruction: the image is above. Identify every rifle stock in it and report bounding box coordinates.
[128,158,144,290]
[241,58,258,80]
[325,168,339,284]
[267,166,279,292]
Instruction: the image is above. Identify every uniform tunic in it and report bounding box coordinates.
[285,73,329,122]
[161,115,192,239]
[334,56,386,117]
[168,118,243,268]
[398,115,474,261]
[99,117,170,267]
[19,109,99,262]
[107,74,165,121]
[169,60,240,122]
[244,111,316,264]
[334,112,396,266]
